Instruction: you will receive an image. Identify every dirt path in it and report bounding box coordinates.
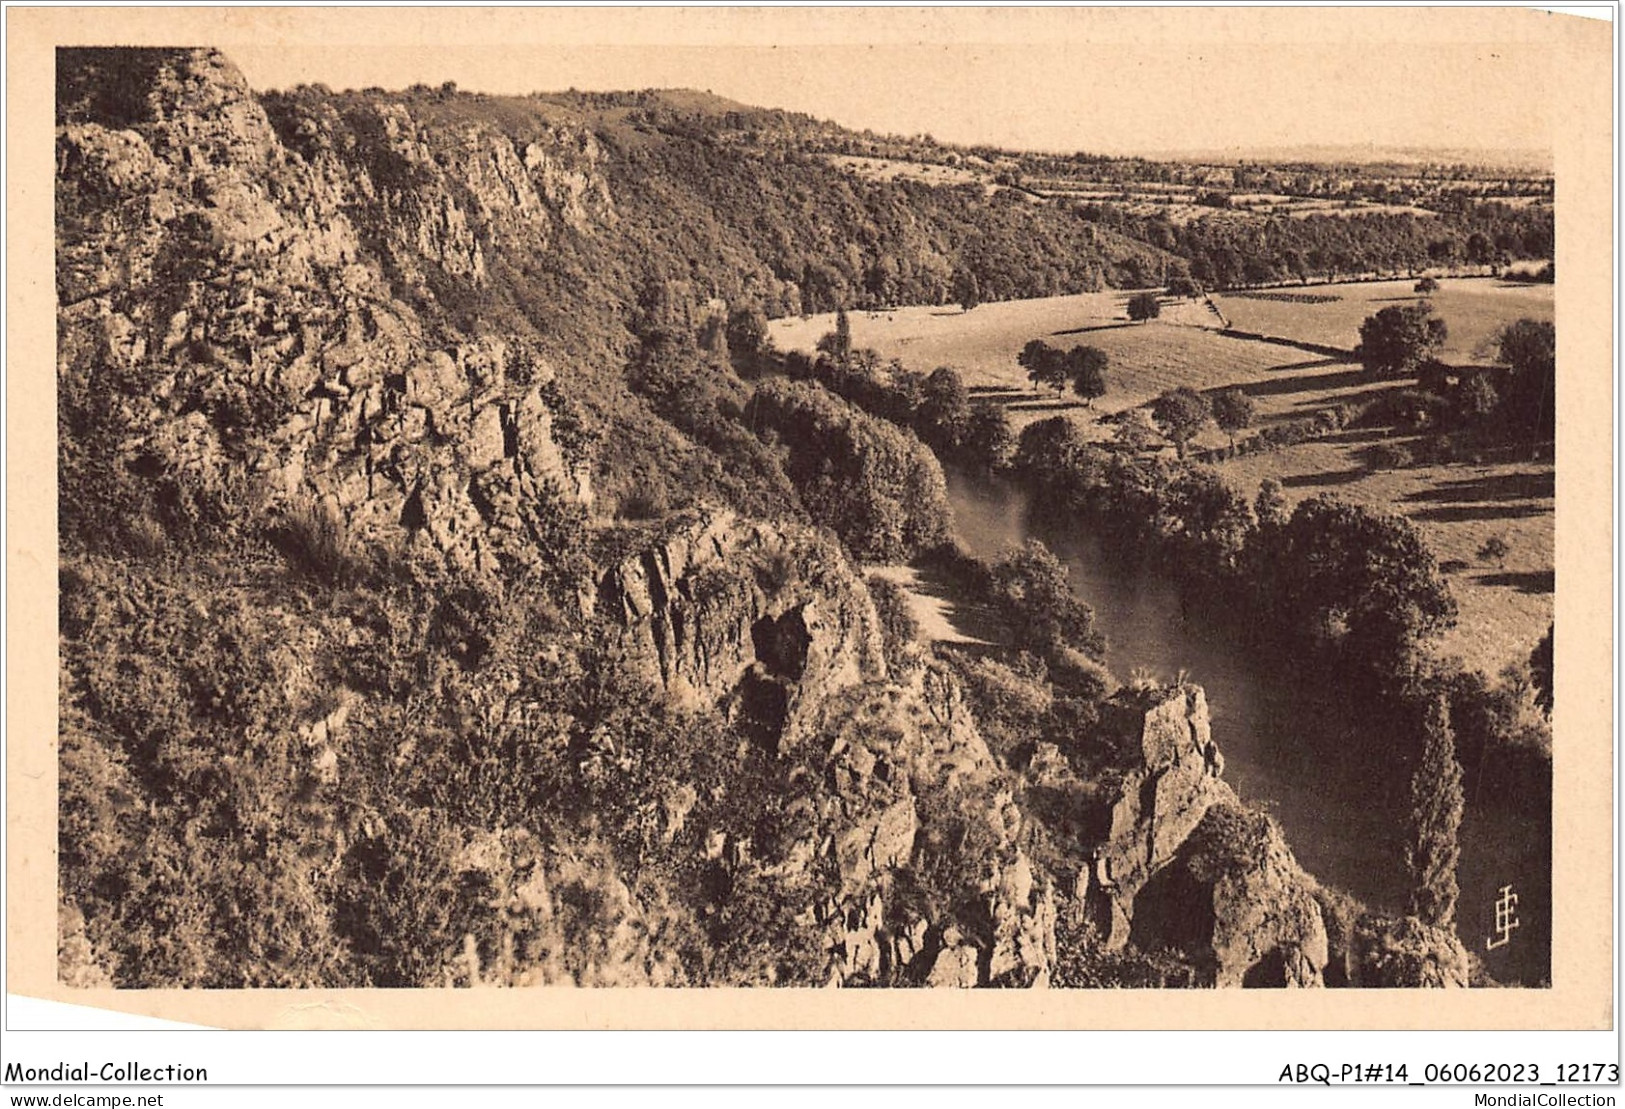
[865,564,990,646]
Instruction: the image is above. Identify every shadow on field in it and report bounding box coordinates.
[1216,329,1353,361]
[1009,399,1087,413]
[1283,467,1369,488]
[1402,471,1555,505]
[1409,503,1549,524]
[1292,385,1396,411]
[1315,428,1391,446]
[1263,357,1346,373]
[1238,369,1368,398]
[1051,322,1135,337]
[1474,569,1555,594]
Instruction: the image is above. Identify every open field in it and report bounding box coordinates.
[771,285,1554,675]
[1214,277,1553,365]
[827,154,993,190]
[770,291,1360,435]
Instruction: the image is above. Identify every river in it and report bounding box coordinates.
[943,465,1550,986]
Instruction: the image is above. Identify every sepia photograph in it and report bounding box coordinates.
[7,4,1614,1049]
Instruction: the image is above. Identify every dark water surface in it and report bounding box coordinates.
[944,465,1549,985]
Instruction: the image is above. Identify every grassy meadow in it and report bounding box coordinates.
[769,279,1554,675]
[1214,277,1554,365]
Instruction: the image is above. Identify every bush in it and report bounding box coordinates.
[1477,536,1511,567]
[1361,388,1451,432]
[1530,624,1553,716]
[273,499,363,586]
[1367,442,1413,471]
[1351,915,1468,987]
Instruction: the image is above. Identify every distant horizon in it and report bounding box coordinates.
[221,7,1574,164]
[237,62,1557,170]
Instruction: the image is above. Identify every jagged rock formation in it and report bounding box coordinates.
[1050,686,1331,987]
[594,515,1054,986]
[259,85,615,288]
[810,667,1057,986]
[704,664,1054,987]
[593,507,886,748]
[57,48,594,576]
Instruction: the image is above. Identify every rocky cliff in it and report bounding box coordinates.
[804,666,1058,986]
[258,82,614,289]
[1031,686,1331,987]
[58,48,595,577]
[593,508,885,748]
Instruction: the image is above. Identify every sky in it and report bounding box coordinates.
[217,6,1591,158]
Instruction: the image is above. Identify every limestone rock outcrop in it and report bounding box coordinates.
[593,507,885,747]
[260,89,615,287]
[57,48,595,577]
[799,665,1058,987]
[1076,685,1330,987]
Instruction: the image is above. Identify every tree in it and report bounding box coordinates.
[1112,410,1161,454]
[1413,277,1440,295]
[1254,477,1288,529]
[1356,303,1448,379]
[725,307,770,364]
[1456,371,1500,425]
[963,403,1015,471]
[1166,276,1201,299]
[1271,495,1458,677]
[918,366,971,450]
[817,308,853,363]
[1405,692,1463,928]
[1018,340,1068,396]
[1164,466,1254,572]
[1151,387,1211,459]
[953,268,981,312]
[1126,292,1162,322]
[1211,387,1255,448]
[1529,623,1553,717]
[1496,318,1555,438]
[1067,346,1109,407]
[990,540,1104,658]
[1477,535,1511,568]
[1498,318,1555,378]
[1015,415,1097,485]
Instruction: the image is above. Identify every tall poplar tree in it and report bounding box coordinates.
[1405,692,1464,928]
